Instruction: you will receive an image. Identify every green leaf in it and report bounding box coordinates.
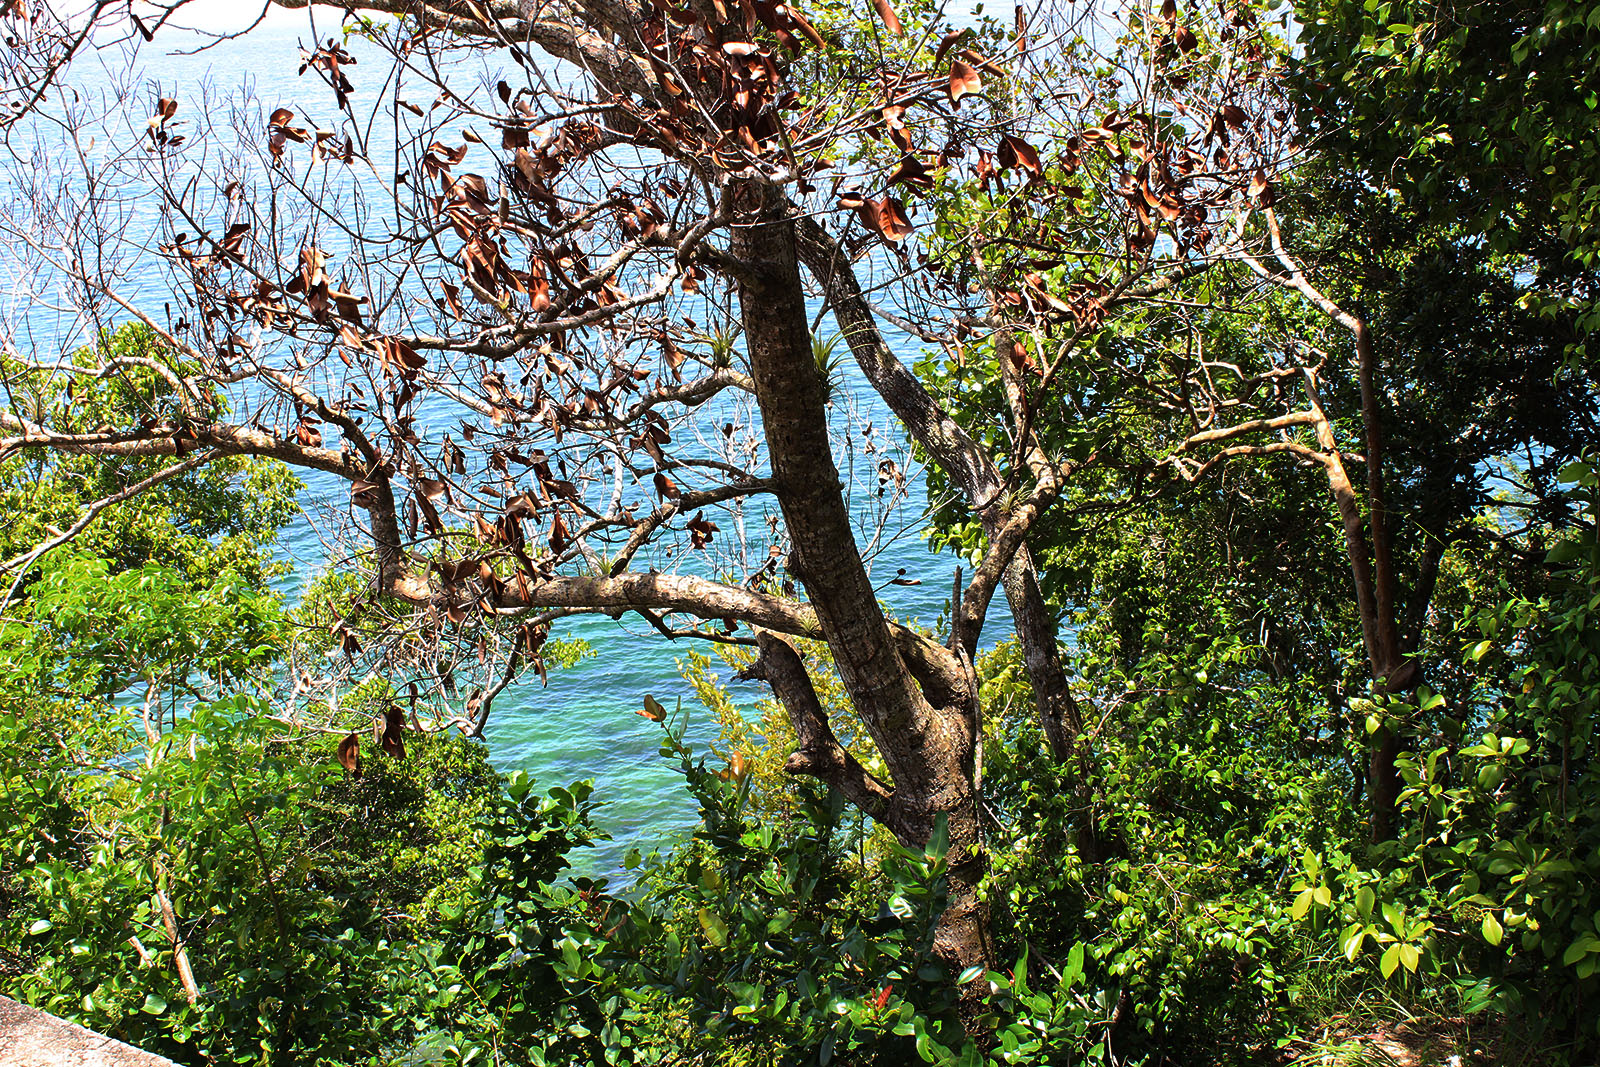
[1340,923,1366,962]
[1558,461,1596,486]
[726,981,762,1014]
[1062,942,1085,986]
[925,814,949,862]
[1481,912,1503,946]
[1356,885,1376,918]
[141,992,167,1015]
[1380,944,1401,978]
[1291,888,1314,920]
[1562,936,1598,966]
[1398,943,1420,972]
[696,908,728,948]
[27,919,51,935]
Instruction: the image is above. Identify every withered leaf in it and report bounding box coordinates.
[295,416,323,447]
[1249,167,1273,203]
[549,511,571,554]
[416,489,444,536]
[997,134,1042,175]
[786,8,827,48]
[473,511,498,544]
[1008,339,1035,374]
[687,510,719,549]
[871,0,902,34]
[933,28,971,64]
[331,617,363,658]
[638,694,667,722]
[871,196,914,242]
[948,60,981,106]
[887,155,933,189]
[336,732,361,776]
[521,621,548,654]
[350,480,383,510]
[1024,272,1074,313]
[958,48,1009,78]
[436,557,481,584]
[837,187,867,210]
[378,336,426,382]
[377,705,406,759]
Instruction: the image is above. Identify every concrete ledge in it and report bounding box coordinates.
[0,997,180,1067]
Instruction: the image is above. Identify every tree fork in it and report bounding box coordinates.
[731,185,995,1024]
[792,216,1087,769]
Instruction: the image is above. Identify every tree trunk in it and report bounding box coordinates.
[730,185,994,1023]
[791,216,1088,772]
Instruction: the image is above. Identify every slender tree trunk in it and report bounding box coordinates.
[1300,369,1408,841]
[1256,218,1421,840]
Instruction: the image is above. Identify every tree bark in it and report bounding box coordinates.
[1248,218,1418,842]
[733,186,993,1020]
[791,216,1086,767]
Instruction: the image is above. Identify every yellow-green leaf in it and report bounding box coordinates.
[697,907,728,948]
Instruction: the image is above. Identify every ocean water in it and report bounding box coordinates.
[5,3,1012,875]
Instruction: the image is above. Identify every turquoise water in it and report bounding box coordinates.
[8,5,1010,875]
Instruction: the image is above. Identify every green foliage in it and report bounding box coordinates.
[3,555,283,712]
[556,702,1142,1067]
[978,637,1358,1065]
[578,709,973,1066]
[642,652,1194,1066]
[306,725,507,932]
[1294,0,1600,338]
[1290,469,1600,1056]
[5,698,421,1064]
[0,499,601,1065]
[0,323,299,584]
[1,688,600,1066]
[6,9,1600,1060]
[417,771,610,1066]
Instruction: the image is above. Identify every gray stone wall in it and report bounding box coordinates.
[0,996,180,1067]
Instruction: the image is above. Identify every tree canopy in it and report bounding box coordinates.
[1,0,1598,1063]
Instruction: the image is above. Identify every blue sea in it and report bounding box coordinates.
[5,1,1011,874]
